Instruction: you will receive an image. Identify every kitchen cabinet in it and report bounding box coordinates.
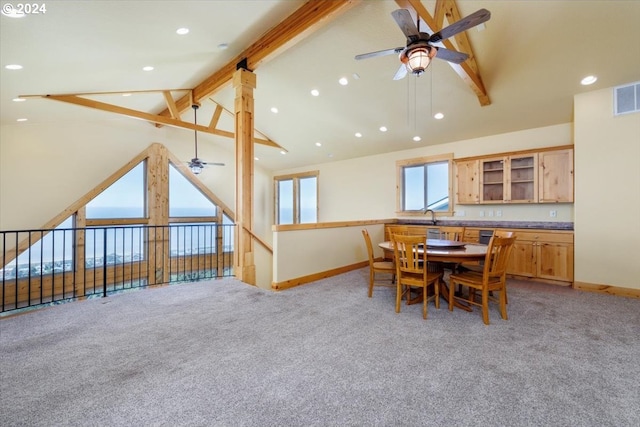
[505,229,574,285]
[538,148,574,202]
[454,159,480,204]
[455,146,572,205]
[480,154,537,203]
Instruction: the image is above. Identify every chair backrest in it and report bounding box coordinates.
[494,229,515,238]
[392,233,427,276]
[439,226,465,241]
[481,235,517,280]
[362,229,376,266]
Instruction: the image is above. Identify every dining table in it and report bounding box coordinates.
[378,239,488,311]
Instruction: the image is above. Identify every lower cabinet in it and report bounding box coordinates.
[505,229,574,285]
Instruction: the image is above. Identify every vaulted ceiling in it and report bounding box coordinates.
[2,0,639,171]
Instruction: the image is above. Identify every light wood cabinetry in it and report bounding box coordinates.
[538,149,574,203]
[505,229,574,285]
[455,159,480,204]
[479,154,537,203]
[455,146,572,205]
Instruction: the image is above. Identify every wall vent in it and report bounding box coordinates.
[614,81,640,116]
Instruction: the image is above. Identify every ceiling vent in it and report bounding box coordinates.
[614,81,640,116]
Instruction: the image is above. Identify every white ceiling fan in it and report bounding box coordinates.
[187,104,224,175]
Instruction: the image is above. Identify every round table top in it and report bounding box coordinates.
[379,240,488,263]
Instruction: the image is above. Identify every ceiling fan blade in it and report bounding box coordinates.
[393,64,408,80]
[391,9,420,41]
[202,161,225,166]
[434,47,469,64]
[429,8,491,43]
[355,47,404,61]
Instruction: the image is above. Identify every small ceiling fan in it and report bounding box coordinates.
[187,104,224,175]
[355,8,491,80]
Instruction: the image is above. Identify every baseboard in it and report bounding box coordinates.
[573,281,640,299]
[271,261,369,291]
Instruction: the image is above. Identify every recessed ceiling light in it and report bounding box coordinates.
[379,126,388,132]
[280,150,287,155]
[254,157,259,161]
[142,66,154,71]
[339,77,348,86]
[5,64,23,70]
[176,28,189,35]
[310,89,320,97]
[581,75,597,85]
[434,112,444,120]
[355,132,362,138]
[16,118,27,122]
[12,97,26,102]
[270,107,278,114]
[413,136,422,142]
[315,142,322,147]
[122,93,132,97]
[217,43,229,50]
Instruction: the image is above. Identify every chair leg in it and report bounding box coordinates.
[481,290,490,325]
[434,280,440,309]
[499,288,508,320]
[368,270,374,298]
[395,283,402,314]
[422,285,428,319]
[448,280,455,311]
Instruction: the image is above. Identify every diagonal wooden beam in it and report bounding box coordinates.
[156,0,362,120]
[162,91,180,119]
[395,0,490,106]
[40,95,282,148]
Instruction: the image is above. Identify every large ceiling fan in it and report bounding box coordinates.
[187,104,224,175]
[355,8,491,80]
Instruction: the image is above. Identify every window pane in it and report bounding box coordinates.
[426,161,449,211]
[299,177,317,223]
[85,225,146,267]
[169,165,217,217]
[403,166,425,210]
[170,223,216,256]
[87,162,145,218]
[278,179,294,225]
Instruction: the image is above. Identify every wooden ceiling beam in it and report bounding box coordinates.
[156,0,362,120]
[395,0,490,106]
[42,94,281,148]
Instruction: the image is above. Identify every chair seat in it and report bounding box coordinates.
[373,260,394,271]
[449,271,504,291]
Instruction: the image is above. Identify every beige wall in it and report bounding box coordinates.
[574,87,640,290]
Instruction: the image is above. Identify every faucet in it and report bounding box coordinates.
[423,209,436,225]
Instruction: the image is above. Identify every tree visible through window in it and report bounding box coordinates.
[274,171,318,225]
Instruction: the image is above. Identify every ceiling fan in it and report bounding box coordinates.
[355,8,491,80]
[187,104,224,175]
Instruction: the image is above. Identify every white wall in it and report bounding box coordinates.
[574,87,640,290]
[275,123,574,223]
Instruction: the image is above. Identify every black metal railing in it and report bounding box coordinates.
[0,224,235,313]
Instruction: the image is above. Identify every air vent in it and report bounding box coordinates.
[614,81,640,116]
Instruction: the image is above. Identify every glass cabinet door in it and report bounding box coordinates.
[508,154,537,202]
[480,158,505,202]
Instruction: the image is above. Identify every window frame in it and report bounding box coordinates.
[396,153,454,216]
[274,171,319,225]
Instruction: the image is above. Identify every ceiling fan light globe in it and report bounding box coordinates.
[406,47,434,75]
[190,164,203,175]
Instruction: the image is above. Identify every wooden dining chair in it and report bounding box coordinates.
[392,233,443,319]
[458,230,515,273]
[438,226,465,275]
[448,234,516,325]
[362,229,395,298]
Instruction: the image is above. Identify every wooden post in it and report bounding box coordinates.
[146,143,170,284]
[233,68,257,285]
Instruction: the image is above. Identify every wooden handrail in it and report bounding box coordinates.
[244,226,273,253]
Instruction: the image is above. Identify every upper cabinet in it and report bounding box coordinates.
[455,147,573,205]
[538,149,574,203]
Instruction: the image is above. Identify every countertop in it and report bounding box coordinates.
[397,220,574,231]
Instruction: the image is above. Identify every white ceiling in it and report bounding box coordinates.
[2,0,639,171]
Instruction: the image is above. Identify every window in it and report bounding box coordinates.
[274,171,319,225]
[86,162,146,218]
[397,154,453,214]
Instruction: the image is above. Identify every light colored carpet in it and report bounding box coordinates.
[1,269,639,426]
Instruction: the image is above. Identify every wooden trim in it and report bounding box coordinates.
[455,145,574,162]
[396,153,453,167]
[273,218,393,232]
[243,226,273,254]
[272,260,368,291]
[85,218,150,226]
[168,217,219,224]
[573,282,640,299]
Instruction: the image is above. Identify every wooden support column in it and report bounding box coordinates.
[233,68,257,285]
[146,143,170,285]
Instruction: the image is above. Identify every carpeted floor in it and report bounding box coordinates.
[1,269,639,427]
